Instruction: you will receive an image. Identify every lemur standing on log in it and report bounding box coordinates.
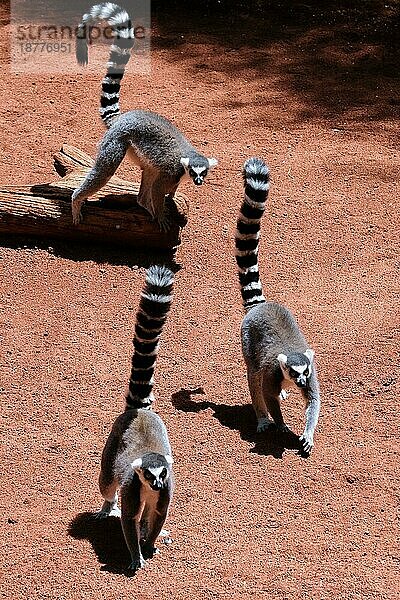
[72,3,217,230]
[235,158,321,457]
[96,265,175,572]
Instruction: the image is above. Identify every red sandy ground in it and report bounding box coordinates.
[0,3,399,599]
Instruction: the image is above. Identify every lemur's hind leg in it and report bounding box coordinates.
[71,134,129,225]
[247,369,274,432]
[96,477,120,519]
[150,175,179,232]
[262,388,289,433]
[95,432,121,518]
[137,168,157,218]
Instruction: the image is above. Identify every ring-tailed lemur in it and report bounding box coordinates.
[235,158,321,457]
[96,265,174,572]
[72,3,218,230]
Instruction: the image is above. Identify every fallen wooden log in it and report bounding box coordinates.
[0,145,189,250]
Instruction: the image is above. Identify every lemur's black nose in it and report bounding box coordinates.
[194,178,203,185]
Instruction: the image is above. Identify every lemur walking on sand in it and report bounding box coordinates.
[95,265,175,572]
[72,3,217,230]
[235,157,321,457]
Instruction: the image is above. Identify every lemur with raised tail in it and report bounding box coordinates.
[72,3,217,230]
[96,265,174,573]
[235,158,321,457]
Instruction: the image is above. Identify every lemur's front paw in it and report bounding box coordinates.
[127,556,146,573]
[299,433,314,458]
[108,506,121,518]
[141,543,159,560]
[93,500,120,519]
[257,417,274,433]
[71,204,83,225]
[157,211,172,232]
[93,510,109,520]
[276,423,290,434]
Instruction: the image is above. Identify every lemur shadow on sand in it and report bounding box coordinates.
[171,388,304,459]
[68,512,166,577]
[0,234,180,271]
[68,512,131,575]
[68,493,173,577]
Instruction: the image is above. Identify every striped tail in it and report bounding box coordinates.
[125,266,174,411]
[76,3,135,127]
[235,157,270,310]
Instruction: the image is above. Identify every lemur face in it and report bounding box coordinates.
[277,349,314,389]
[131,453,173,491]
[142,466,169,491]
[180,157,218,186]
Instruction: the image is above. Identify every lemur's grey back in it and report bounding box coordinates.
[241,302,308,372]
[113,409,172,483]
[76,3,135,126]
[106,110,199,175]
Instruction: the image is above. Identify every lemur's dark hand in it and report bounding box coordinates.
[298,433,313,458]
[127,556,146,573]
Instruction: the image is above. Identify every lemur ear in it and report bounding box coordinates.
[164,454,174,465]
[207,157,218,169]
[180,157,190,169]
[305,349,315,364]
[131,458,143,469]
[277,353,288,368]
